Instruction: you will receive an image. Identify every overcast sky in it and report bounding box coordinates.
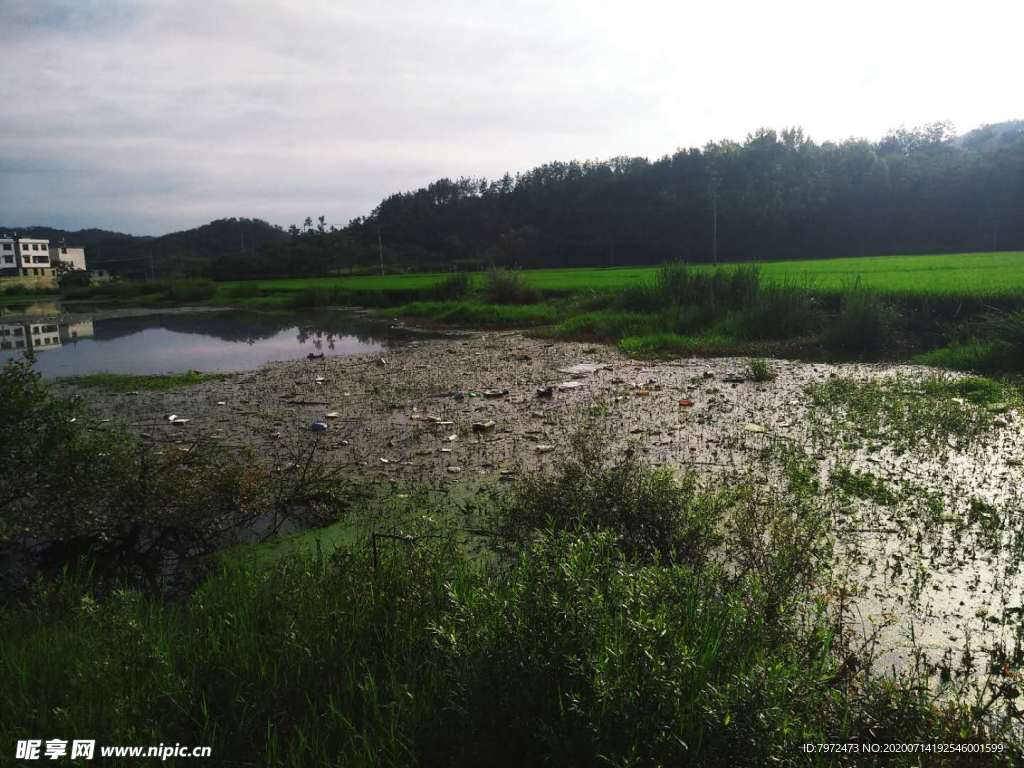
[1,0,1021,235]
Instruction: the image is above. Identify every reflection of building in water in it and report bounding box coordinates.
[0,324,28,352]
[60,321,94,343]
[0,321,63,352]
[28,322,61,351]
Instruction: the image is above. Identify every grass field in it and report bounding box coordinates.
[218,251,1024,300]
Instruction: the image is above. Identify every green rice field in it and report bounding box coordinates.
[222,251,1024,299]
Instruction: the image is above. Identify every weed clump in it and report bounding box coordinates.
[746,358,775,382]
[825,283,897,358]
[429,271,471,300]
[483,269,541,304]
[493,419,723,564]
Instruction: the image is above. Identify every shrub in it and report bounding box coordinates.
[492,418,723,564]
[221,281,262,299]
[824,283,896,357]
[483,269,540,304]
[429,272,471,301]
[0,358,342,592]
[163,279,217,302]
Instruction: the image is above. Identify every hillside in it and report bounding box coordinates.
[0,218,289,278]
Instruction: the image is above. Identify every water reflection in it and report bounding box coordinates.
[0,309,409,377]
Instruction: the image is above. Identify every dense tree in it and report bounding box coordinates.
[337,120,1024,271]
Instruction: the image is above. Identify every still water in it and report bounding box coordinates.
[0,308,405,377]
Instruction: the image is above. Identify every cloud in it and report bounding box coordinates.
[1,0,1021,234]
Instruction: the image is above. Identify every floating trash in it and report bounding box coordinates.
[310,421,329,432]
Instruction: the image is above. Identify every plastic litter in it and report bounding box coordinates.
[310,421,329,432]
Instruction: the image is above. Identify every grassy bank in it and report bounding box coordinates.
[44,251,1024,371]
[377,265,1024,373]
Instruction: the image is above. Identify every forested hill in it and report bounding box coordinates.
[340,121,1024,271]
[0,218,289,278]
[8,122,1024,279]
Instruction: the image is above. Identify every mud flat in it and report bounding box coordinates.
[67,331,1024,686]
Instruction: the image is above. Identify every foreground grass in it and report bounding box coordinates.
[59,370,227,392]
[3,358,1022,765]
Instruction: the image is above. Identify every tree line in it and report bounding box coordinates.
[334,120,1023,273]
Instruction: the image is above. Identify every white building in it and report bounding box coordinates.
[0,237,16,273]
[16,238,53,276]
[50,242,87,271]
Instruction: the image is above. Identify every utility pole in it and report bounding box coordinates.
[711,192,718,265]
[377,228,384,277]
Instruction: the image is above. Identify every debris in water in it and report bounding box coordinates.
[310,421,329,432]
[536,385,555,398]
[473,420,496,433]
[557,381,583,391]
[679,399,695,407]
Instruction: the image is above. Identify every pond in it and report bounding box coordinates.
[0,308,410,377]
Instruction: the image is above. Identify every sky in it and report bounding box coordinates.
[1,0,1021,235]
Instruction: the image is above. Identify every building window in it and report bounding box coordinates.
[1,243,11,251]
[3,256,11,264]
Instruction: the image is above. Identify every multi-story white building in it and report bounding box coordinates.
[49,241,87,271]
[0,237,17,273]
[16,238,53,276]
[1,235,89,282]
